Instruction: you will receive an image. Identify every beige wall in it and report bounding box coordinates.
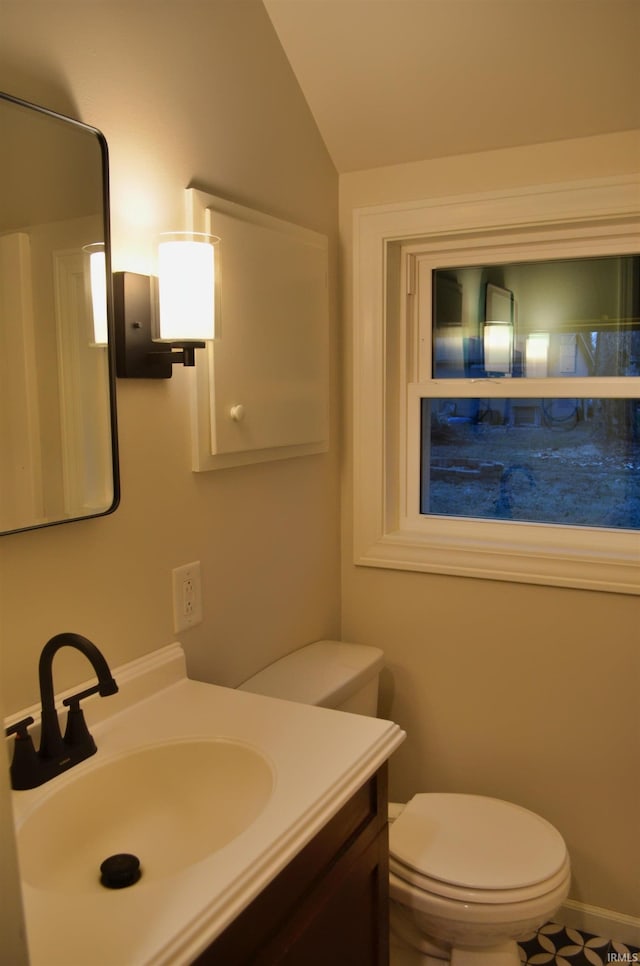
[0,0,340,712]
[340,132,640,920]
[0,2,339,948]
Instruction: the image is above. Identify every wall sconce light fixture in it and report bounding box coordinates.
[483,321,513,376]
[114,232,218,379]
[83,243,108,347]
[525,331,550,377]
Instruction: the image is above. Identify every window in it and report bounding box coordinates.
[423,255,639,530]
[353,177,640,593]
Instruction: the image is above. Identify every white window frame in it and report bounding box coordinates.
[353,176,640,594]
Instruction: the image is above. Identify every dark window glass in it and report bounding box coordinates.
[421,398,640,530]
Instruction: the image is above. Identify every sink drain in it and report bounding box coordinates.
[100,853,142,889]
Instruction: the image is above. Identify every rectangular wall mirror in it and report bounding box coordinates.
[0,91,119,535]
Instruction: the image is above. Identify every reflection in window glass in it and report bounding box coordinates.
[433,255,639,379]
[421,398,640,530]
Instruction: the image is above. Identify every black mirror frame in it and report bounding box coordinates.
[0,91,120,536]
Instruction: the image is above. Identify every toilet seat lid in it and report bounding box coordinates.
[389,793,567,891]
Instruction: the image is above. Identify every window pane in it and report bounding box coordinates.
[433,255,639,379]
[421,398,640,529]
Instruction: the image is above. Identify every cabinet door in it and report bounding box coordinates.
[197,768,389,966]
[259,826,389,966]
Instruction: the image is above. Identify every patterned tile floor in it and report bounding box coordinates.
[518,922,640,965]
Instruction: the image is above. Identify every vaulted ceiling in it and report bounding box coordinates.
[263,0,640,173]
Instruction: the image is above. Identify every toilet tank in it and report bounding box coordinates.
[238,641,384,716]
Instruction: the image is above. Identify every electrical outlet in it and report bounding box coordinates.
[172,561,203,632]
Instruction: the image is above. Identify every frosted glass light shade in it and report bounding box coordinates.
[484,322,513,374]
[526,332,550,377]
[156,232,217,342]
[84,244,108,346]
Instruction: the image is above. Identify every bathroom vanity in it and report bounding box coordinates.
[200,768,388,964]
[7,643,404,965]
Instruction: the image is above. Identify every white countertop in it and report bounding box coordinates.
[9,643,405,965]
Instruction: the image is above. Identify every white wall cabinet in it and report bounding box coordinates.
[188,189,329,471]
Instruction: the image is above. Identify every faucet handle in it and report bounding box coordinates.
[5,716,35,740]
[5,717,40,791]
[62,677,117,705]
[62,688,99,755]
[63,684,101,708]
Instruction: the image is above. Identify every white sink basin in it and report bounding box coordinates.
[17,738,274,894]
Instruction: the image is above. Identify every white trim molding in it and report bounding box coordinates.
[353,175,640,594]
[561,899,640,950]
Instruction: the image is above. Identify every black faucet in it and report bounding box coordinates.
[5,633,118,790]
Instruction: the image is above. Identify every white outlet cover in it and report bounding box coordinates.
[172,561,203,632]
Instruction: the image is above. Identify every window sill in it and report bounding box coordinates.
[355,524,639,594]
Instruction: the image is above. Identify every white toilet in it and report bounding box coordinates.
[239,641,571,966]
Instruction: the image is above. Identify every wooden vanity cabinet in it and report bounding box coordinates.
[195,766,389,966]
